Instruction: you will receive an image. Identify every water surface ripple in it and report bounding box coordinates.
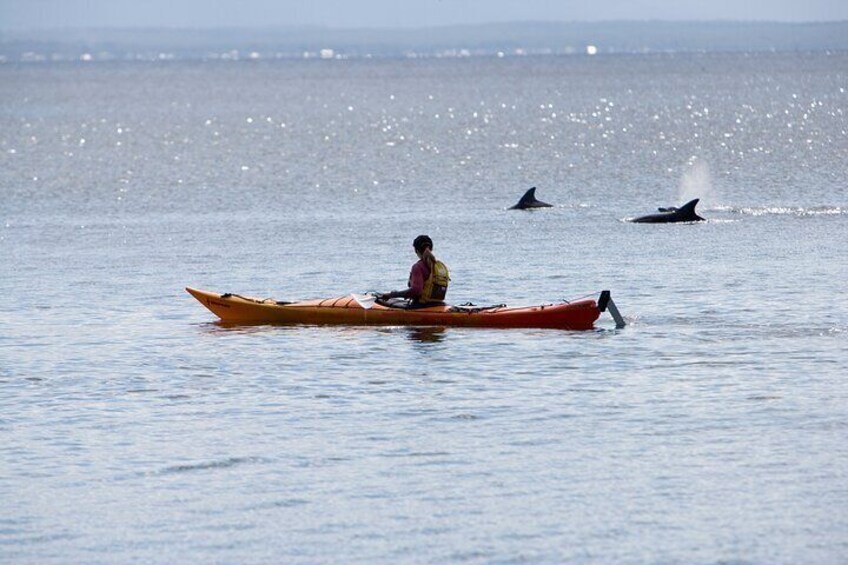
[1,53,847,563]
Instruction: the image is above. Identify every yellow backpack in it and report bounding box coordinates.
[421,260,450,303]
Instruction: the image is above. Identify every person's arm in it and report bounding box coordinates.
[407,263,426,298]
[381,263,426,299]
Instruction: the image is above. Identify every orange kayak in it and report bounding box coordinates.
[186,287,624,330]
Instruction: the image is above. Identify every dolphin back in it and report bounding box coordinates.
[632,198,705,223]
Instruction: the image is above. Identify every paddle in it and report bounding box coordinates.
[350,293,378,310]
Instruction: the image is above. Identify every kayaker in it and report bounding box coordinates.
[378,235,450,307]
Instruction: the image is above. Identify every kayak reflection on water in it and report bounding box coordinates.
[405,326,447,343]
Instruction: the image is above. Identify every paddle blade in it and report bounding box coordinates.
[350,293,377,310]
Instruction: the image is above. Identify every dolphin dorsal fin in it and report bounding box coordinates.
[679,198,700,213]
[678,198,705,221]
[518,187,537,205]
[510,186,552,209]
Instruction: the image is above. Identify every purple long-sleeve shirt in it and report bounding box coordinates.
[400,259,431,299]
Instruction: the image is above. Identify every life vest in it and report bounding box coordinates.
[420,259,450,303]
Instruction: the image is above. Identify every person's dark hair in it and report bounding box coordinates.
[413,235,433,253]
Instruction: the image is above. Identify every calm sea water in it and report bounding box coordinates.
[1,52,847,563]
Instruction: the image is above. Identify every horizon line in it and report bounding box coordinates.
[3,18,848,33]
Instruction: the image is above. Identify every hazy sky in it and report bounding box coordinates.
[1,0,846,30]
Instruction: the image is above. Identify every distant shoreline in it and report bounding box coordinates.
[2,21,847,62]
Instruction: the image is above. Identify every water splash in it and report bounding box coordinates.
[678,159,716,208]
[716,205,846,216]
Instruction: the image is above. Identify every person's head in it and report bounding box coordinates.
[413,234,433,256]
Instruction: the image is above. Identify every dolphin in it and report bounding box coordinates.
[631,198,705,223]
[509,187,553,210]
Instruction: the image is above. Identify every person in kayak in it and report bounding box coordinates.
[378,235,450,307]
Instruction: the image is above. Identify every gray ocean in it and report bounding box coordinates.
[1,52,847,563]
